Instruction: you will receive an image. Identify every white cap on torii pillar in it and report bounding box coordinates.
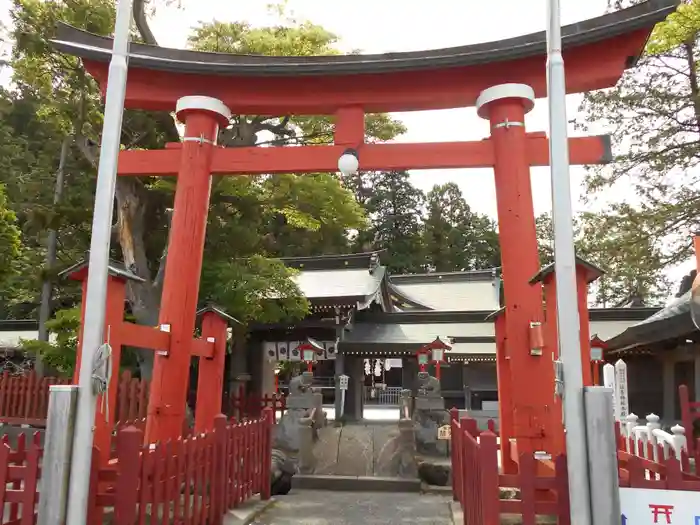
[475,83,536,120]
[175,95,232,127]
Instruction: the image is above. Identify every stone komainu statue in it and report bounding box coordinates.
[416,371,441,397]
[288,371,313,397]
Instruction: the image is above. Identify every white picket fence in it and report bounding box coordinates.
[605,359,689,463]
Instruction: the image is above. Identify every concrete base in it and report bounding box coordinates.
[292,474,421,493]
[224,496,276,525]
[449,500,558,525]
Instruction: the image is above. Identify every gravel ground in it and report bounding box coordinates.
[252,489,453,525]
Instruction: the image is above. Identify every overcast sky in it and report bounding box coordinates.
[0,0,692,286]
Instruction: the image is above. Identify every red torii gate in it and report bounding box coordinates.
[52,0,674,454]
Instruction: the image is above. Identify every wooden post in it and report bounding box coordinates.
[479,431,501,525]
[261,407,273,500]
[194,312,228,433]
[114,426,143,524]
[493,310,518,472]
[147,96,231,443]
[37,385,78,525]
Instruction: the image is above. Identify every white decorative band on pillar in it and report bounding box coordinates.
[176,95,232,126]
[475,83,536,120]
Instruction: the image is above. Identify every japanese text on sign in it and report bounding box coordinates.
[620,488,699,525]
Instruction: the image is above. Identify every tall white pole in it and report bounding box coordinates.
[65,0,133,523]
[546,1,592,525]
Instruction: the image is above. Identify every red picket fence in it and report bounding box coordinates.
[0,371,71,426]
[225,385,286,423]
[0,432,42,524]
[680,384,700,455]
[0,410,273,524]
[0,370,149,428]
[450,410,571,525]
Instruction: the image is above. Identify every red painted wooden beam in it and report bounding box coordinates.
[117,135,610,176]
[119,321,214,358]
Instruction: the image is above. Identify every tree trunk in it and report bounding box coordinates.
[115,177,161,379]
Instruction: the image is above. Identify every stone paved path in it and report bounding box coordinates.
[252,490,453,524]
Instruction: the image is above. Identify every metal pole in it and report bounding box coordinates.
[38,385,79,525]
[546,1,592,525]
[65,0,133,522]
[584,387,621,525]
[37,137,71,375]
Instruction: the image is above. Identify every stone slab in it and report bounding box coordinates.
[371,424,398,473]
[292,474,421,493]
[449,500,558,525]
[313,425,341,475]
[224,495,276,525]
[251,489,451,524]
[334,425,373,477]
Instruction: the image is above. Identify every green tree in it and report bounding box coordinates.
[7,0,403,376]
[535,212,669,306]
[574,0,696,302]
[352,171,426,273]
[423,182,500,272]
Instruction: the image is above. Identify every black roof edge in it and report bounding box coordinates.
[281,251,385,271]
[58,254,146,283]
[0,320,40,331]
[529,256,606,285]
[50,1,677,77]
[390,268,499,285]
[196,304,242,325]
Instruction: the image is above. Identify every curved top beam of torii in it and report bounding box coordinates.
[51,0,677,114]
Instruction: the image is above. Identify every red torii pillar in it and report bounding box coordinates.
[487,308,517,474]
[194,305,238,434]
[146,95,232,443]
[476,84,558,455]
[532,256,605,388]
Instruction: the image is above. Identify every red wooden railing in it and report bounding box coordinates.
[0,371,71,426]
[0,370,149,428]
[0,410,273,524]
[450,409,571,525]
[679,384,700,456]
[225,385,286,423]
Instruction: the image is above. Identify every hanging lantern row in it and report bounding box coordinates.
[415,337,452,380]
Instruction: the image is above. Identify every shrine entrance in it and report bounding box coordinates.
[53,0,672,500]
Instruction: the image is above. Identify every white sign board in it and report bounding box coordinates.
[338,374,349,391]
[437,425,451,440]
[603,363,617,419]
[620,488,700,525]
[615,359,629,421]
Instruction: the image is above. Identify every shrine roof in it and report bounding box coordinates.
[196,304,241,325]
[279,252,388,310]
[604,293,689,352]
[529,256,605,285]
[341,312,495,355]
[485,306,659,322]
[389,269,501,312]
[52,1,674,77]
[59,256,145,283]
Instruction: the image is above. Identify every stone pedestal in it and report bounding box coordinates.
[413,372,449,457]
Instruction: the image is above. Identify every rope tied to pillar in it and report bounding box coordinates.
[91,333,113,425]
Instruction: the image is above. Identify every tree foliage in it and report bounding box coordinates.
[574,0,699,304]
[423,183,500,272]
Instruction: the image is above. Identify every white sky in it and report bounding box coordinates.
[0,0,693,286]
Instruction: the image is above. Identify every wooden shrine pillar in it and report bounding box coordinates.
[146,96,232,443]
[194,307,235,434]
[476,84,557,454]
[61,260,143,462]
[490,309,517,474]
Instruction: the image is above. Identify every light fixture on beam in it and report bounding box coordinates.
[338,148,359,176]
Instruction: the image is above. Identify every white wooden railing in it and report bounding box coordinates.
[618,413,688,461]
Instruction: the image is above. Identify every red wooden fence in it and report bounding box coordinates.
[679,384,700,455]
[225,385,286,423]
[0,371,71,426]
[0,371,148,428]
[450,409,571,525]
[0,410,273,524]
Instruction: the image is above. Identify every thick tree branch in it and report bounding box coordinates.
[133,0,158,46]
